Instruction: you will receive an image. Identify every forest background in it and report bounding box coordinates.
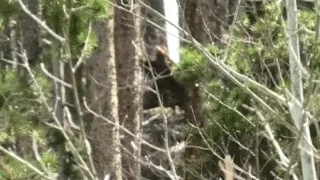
[0,0,319,180]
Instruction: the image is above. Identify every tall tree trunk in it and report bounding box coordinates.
[182,0,236,45]
[87,13,122,179]
[0,17,16,76]
[114,0,143,179]
[17,0,42,86]
[286,0,317,179]
[18,0,42,65]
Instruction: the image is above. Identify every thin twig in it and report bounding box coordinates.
[73,22,92,72]
[40,63,73,89]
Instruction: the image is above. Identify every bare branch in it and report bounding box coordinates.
[40,63,73,89]
[73,22,92,72]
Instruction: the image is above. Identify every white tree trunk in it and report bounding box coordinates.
[286,1,317,179]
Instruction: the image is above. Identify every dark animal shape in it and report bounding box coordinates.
[142,30,204,127]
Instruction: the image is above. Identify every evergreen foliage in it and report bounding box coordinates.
[0,0,107,178]
[173,2,320,179]
[0,0,319,179]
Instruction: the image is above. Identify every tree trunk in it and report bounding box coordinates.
[182,0,237,45]
[18,0,42,64]
[87,13,122,179]
[114,0,143,179]
[17,0,42,86]
[286,0,317,179]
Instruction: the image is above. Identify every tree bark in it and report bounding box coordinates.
[87,13,122,179]
[18,0,42,64]
[114,0,143,179]
[286,0,317,179]
[182,0,237,45]
[17,0,42,85]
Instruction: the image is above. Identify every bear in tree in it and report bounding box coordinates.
[142,27,204,127]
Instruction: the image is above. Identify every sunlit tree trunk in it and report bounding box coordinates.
[114,0,143,179]
[286,1,317,180]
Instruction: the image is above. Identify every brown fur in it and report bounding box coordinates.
[142,29,204,126]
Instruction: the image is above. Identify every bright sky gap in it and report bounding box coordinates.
[164,0,180,64]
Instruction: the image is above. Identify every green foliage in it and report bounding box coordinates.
[1,156,36,179]
[42,150,59,171]
[42,0,107,58]
[172,47,210,87]
[0,0,109,178]
[299,10,320,70]
[0,68,57,177]
[228,2,288,84]
[0,0,19,22]
[1,0,319,179]
[41,0,65,33]
[0,70,33,140]
[178,2,320,179]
